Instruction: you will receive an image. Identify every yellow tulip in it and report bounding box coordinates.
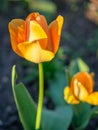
[64,72,98,105]
[8,12,64,63]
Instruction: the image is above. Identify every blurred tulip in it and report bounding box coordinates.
[64,72,98,105]
[86,0,98,24]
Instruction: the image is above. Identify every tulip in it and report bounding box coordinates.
[8,12,64,63]
[64,72,98,105]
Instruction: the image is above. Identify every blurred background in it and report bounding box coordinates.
[0,0,98,129]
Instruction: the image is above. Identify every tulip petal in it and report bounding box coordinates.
[64,86,79,104]
[26,12,39,21]
[85,92,98,105]
[8,19,25,56]
[49,15,64,53]
[36,15,51,50]
[71,72,94,94]
[18,41,54,63]
[73,80,89,101]
[27,20,47,42]
[36,15,49,36]
[8,13,63,63]
[26,13,50,50]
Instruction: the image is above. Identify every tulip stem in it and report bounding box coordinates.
[65,69,71,86]
[35,63,44,130]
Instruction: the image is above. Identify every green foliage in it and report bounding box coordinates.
[11,57,98,130]
[69,58,90,77]
[72,103,91,130]
[42,106,73,130]
[49,71,67,106]
[21,47,65,84]
[12,65,73,130]
[63,33,86,60]
[47,57,98,130]
[21,60,38,84]
[25,0,57,22]
[69,0,79,12]
[43,47,65,82]
[72,103,98,130]
[12,65,37,130]
[87,30,98,54]
[65,59,98,130]
[0,0,9,12]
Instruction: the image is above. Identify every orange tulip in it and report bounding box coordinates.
[8,12,64,63]
[64,72,98,105]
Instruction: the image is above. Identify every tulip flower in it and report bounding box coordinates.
[8,12,64,130]
[64,72,98,105]
[8,12,64,63]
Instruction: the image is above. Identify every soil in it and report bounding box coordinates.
[0,1,98,130]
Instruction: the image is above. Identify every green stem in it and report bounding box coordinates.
[65,69,71,86]
[35,63,44,130]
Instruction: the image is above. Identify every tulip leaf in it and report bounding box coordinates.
[69,58,90,77]
[41,106,73,130]
[92,106,98,116]
[49,71,67,106]
[77,58,89,72]
[72,103,98,130]
[12,65,37,130]
[76,106,98,130]
[72,103,91,130]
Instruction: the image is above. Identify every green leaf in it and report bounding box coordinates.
[49,71,67,106]
[77,58,90,72]
[41,106,73,130]
[72,103,91,130]
[12,65,37,130]
[72,103,98,130]
[78,106,98,130]
[69,58,90,76]
[91,106,98,116]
